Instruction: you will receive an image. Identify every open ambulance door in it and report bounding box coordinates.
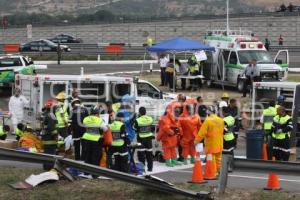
[274,50,289,80]
[274,50,289,68]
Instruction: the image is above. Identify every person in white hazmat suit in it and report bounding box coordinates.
[8,88,29,133]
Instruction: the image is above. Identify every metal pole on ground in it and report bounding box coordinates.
[217,154,231,195]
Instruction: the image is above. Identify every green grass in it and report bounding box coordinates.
[287,74,300,82]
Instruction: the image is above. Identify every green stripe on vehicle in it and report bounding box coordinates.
[0,71,14,83]
[279,64,289,68]
[225,64,243,70]
[205,36,232,42]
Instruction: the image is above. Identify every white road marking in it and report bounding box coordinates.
[229,174,300,183]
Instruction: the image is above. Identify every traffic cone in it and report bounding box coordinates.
[264,173,281,190]
[262,143,268,160]
[188,153,207,184]
[204,154,217,180]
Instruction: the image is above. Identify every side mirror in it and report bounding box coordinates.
[276,59,283,64]
[29,61,34,65]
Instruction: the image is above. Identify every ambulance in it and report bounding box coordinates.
[16,74,176,129]
[203,30,289,92]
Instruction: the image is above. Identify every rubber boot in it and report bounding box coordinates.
[183,158,188,165]
[190,157,195,164]
[165,159,174,167]
[172,159,182,166]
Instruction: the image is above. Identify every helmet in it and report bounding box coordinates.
[222,92,230,99]
[71,98,81,106]
[55,91,66,100]
[277,95,285,102]
[44,99,58,108]
[90,107,100,115]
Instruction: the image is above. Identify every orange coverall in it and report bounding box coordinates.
[179,99,202,159]
[157,102,182,160]
[195,114,224,172]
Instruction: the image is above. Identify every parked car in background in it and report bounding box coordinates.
[20,39,71,52]
[49,34,83,43]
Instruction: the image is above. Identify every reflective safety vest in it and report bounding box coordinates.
[272,115,291,140]
[188,64,199,73]
[109,121,125,147]
[262,107,277,130]
[82,115,103,142]
[55,103,69,128]
[0,125,6,136]
[136,115,154,138]
[15,128,23,137]
[223,116,235,142]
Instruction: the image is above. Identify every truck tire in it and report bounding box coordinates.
[237,78,244,93]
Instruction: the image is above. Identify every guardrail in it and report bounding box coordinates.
[0,147,211,200]
[218,154,300,194]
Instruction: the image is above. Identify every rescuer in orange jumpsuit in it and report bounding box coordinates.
[157,102,183,167]
[194,106,224,173]
[179,98,202,165]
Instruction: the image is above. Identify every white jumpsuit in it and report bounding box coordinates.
[8,95,29,132]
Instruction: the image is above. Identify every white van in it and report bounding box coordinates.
[203,30,289,92]
[17,74,176,129]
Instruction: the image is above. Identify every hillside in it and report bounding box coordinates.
[0,0,299,16]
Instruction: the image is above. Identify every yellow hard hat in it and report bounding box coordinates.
[222,92,230,99]
[56,91,66,100]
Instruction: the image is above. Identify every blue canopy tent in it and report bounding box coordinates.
[146,37,215,92]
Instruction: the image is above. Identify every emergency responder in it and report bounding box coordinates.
[103,101,115,124]
[134,107,155,172]
[0,124,7,140]
[276,95,285,109]
[9,88,29,134]
[179,99,202,165]
[70,98,89,160]
[196,96,207,123]
[194,106,224,173]
[82,107,108,166]
[157,102,183,167]
[108,112,129,172]
[219,93,230,108]
[41,99,58,170]
[187,56,200,91]
[55,91,69,139]
[222,107,236,171]
[260,100,277,160]
[15,123,25,140]
[271,106,293,161]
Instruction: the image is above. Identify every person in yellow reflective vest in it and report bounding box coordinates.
[222,107,237,153]
[55,91,69,139]
[260,100,277,160]
[82,107,108,166]
[15,123,25,140]
[108,112,129,172]
[0,124,7,140]
[187,56,200,91]
[134,107,155,172]
[146,36,153,47]
[271,106,293,161]
[41,99,58,170]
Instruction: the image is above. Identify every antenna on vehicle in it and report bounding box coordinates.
[226,0,230,35]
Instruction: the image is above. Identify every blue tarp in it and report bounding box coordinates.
[146,37,215,53]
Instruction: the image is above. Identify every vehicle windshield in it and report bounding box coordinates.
[238,50,274,64]
[43,39,57,46]
[0,57,22,67]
